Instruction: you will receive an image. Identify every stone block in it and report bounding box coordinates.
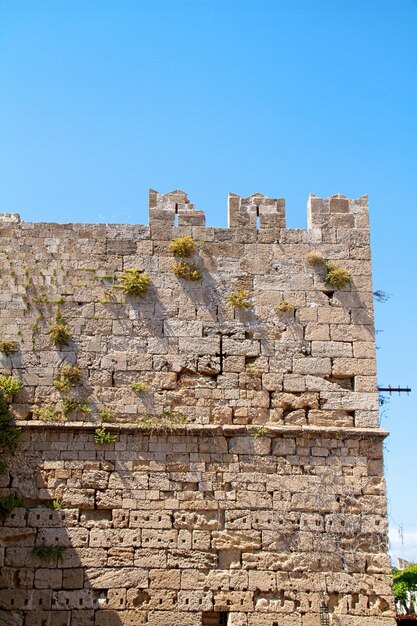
[228,437,270,455]
[177,590,213,611]
[311,340,352,358]
[62,568,84,589]
[173,510,219,530]
[272,438,296,456]
[0,527,36,546]
[85,568,147,589]
[248,571,276,592]
[147,612,201,626]
[293,357,331,376]
[213,590,254,612]
[211,531,261,551]
[149,569,181,590]
[163,320,203,337]
[34,569,63,589]
[107,547,134,567]
[129,511,172,529]
[332,357,376,376]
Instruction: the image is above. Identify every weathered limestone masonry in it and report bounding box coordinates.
[0,190,395,625]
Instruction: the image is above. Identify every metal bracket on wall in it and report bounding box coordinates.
[377,386,411,395]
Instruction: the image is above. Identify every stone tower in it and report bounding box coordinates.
[0,191,395,625]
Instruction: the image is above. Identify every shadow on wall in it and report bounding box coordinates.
[0,431,126,626]
[0,426,223,626]
[0,421,395,626]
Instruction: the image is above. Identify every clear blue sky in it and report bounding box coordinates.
[1,0,416,561]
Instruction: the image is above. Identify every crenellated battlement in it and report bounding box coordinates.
[1,190,369,236]
[149,188,206,227]
[147,189,369,234]
[228,192,286,229]
[308,193,369,230]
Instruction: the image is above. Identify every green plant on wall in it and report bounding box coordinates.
[131,381,151,393]
[0,394,21,452]
[53,364,81,392]
[34,294,51,306]
[172,261,202,281]
[45,498,63,510]
[61,397,91,418]
[0,339,19,356]
[49,310,71,348]
[33,545,67,560]
[0,495,24,520]
[136,409,187,432]
[0,382,22,479]
[169,235,195,257]
[100,407,116,423]
[118,269,151,296]
[0,375,23,401]
[275,300,295,313]
[254,425,267,439]
[94,427,118,445]
[33,405,62,423]
[306,250,325,266]
[324,262,351,289]
[245,364,262,378]
[227,289,252,309]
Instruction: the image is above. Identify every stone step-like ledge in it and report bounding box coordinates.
[15,420,388,438]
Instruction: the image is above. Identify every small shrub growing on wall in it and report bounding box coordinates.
[34,405,62,422]
[0,394,21,452]
[49,311,71,348]
[61,397,90,417]
[136,410,187,432]
[0,339,19,356]
[275,301,295,313]
[100,407,115,423]
[227,289,252,309]
[169,235,195,257]
[254,425,267,438]
[0,375,23,400]
[306,250,325,266]
[44,498,64,510]
[172,261,202,281]
[33,545,67,560]
[0,495,24,520]
[94,427,118,445]
[131,381,151,393]
[324,262,351,289]
[119,269,151,296]
[245,364,262,378]
[53,364,81,392]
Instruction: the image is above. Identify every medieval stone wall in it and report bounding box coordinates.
[0,190,395,625]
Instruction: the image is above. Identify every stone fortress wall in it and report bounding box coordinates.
[0,190,395,625]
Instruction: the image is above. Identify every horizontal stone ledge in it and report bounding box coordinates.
[15,420,389,439]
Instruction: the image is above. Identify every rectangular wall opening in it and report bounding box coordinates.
[202,612,229,626]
